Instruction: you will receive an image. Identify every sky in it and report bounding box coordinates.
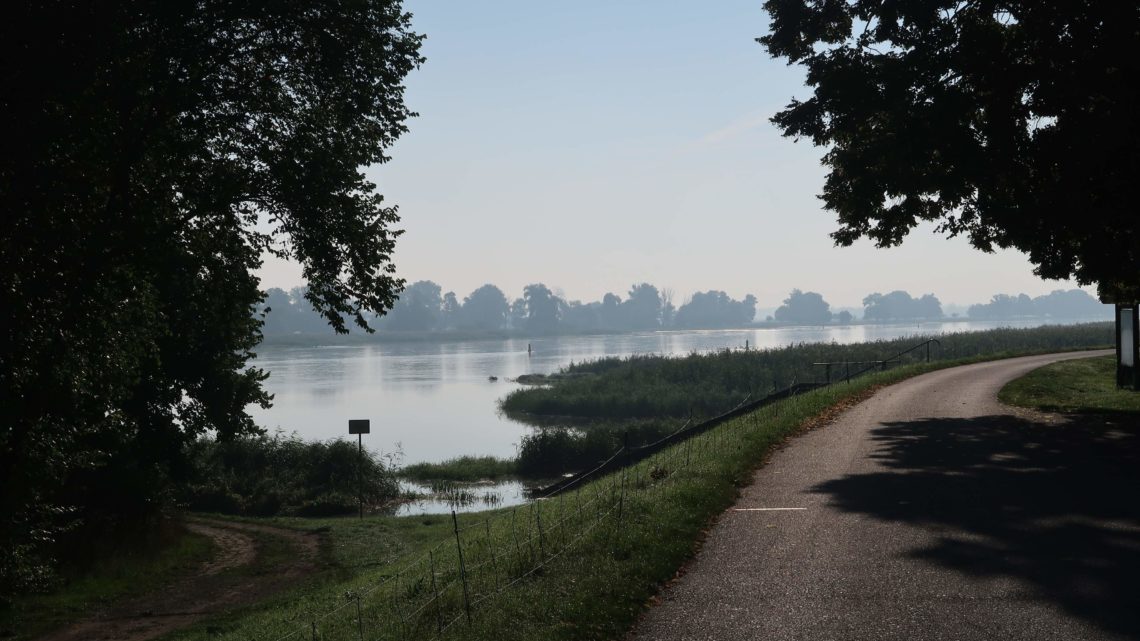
[255,0,1088,310]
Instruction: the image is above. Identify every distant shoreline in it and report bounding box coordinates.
[257,316,1112,347]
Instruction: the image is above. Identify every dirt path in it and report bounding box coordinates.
[38,518,322,641]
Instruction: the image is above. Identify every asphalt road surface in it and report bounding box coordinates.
[630,350,1140,641]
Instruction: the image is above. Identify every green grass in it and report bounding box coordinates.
[401,456,518,482]
[162,356,1011,641]
[1,521,216,640]
[999,355,1140,414]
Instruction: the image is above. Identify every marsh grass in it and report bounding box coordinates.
[506,324,1111,478]
[401,456,517,482]
[501,323,1112,425]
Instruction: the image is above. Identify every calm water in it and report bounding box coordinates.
[248,319,1085,467]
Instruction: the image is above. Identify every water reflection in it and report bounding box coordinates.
[249,319,1088,465]
[394,480,530,516]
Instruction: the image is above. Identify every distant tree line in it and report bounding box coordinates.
[967,290,1108,320]
[263,282,755,335]
[261,283,1110,336]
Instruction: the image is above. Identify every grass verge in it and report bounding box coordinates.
[999,355,1140,414]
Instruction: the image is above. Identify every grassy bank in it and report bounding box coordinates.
[999,355,1140,414]
[164,355,1018,641]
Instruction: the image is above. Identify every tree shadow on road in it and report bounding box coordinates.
[813,413,1140,637]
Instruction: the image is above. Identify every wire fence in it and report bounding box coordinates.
[267,339,945,640]
[261,389,823,640]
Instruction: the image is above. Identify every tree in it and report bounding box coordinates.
[522,284,562,334]
[863,291,943,321]
[774,289,833,325]
[440,292,460,330]
[599,293,624,330]
[660,287,677,328]
[969,293,1037,319]
[760,2,1140,291]
[459,285,510,331]
[967,289,1108,319]
[382,281,443,331]
[509,298,528,331]
[624,283,663,330]
[674,291,758,329]
[0,1,422,593]
[836,310,854,325]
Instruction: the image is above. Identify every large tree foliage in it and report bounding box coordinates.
[0,1,422,594]
[760,2,1140,291]
[774,289,833,325]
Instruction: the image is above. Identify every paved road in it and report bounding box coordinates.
[631,351,1140,641]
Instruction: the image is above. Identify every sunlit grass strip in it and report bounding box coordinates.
[999,355,1140,414]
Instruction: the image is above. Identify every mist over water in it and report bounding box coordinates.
[248,318,1093,465]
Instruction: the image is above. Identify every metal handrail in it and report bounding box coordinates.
[537,338,944,496]
[812,338,942,384]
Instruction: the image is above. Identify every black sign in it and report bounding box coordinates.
[348,419,370,435]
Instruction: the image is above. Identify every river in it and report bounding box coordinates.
[247,319,1088,467]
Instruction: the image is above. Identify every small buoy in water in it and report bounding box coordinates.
[488,376,498,382]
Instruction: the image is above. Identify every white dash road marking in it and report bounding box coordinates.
[732,507,807,512]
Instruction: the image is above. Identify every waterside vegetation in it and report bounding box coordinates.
[502,323,1112,477]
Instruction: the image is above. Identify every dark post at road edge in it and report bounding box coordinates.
[349,419,371,519]
[1099,283,1139,390]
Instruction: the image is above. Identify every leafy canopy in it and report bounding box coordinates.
[760,1,1139,290]
[0,0,422,594]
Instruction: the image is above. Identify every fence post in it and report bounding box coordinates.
[393,571,405,638]
[511,508,523,575]
[926,341,931,362]
[845,361,850,383]
[536,503,546,560]
[429,550,444,634]
[355,594,364,641]
[451,511,473,625]
[484,520,500,586]
[558,491,566,549]
[311,621,317,641]
[618,432,629,521]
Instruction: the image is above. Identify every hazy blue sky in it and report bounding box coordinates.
[256,0,1086,309]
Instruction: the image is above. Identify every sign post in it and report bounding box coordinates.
[349,419,370,519]
[1116,305,1139,390]
[1099,284,1139,391]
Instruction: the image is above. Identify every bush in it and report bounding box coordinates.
[181,433,399,516]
